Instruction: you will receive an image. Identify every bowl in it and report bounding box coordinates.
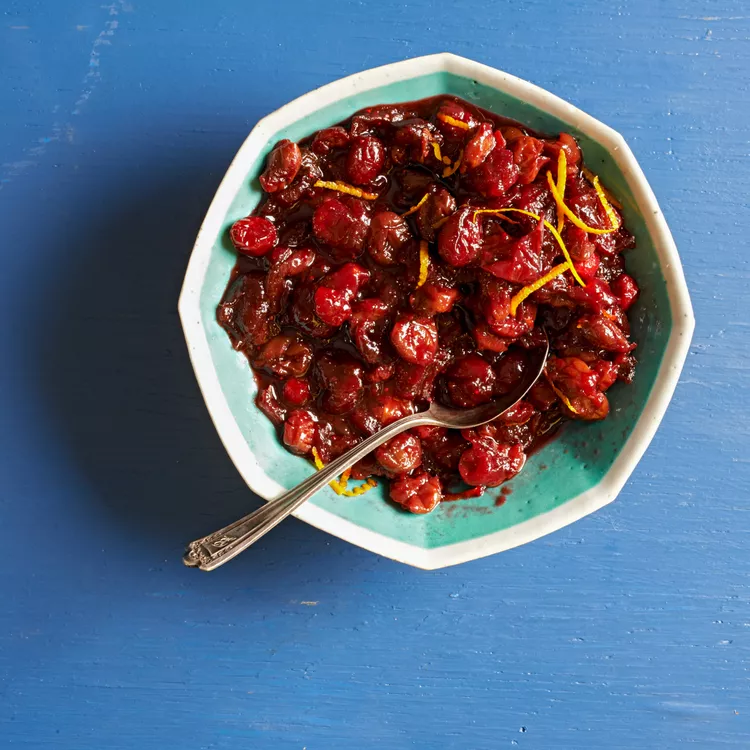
[178,53,694,569]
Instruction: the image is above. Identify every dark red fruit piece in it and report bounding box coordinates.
[265,246,316,310]
[546,356,609,420]
[576,314,635,353]
[461,122,496,172]
[350,388,416,435]
[256,383,286,425]
[390,314,439,365]
[313,262,370,326]
[283,409,317,455]
[445,353,497,407]
[482,217,545,284]
[311,126,350,155]
[611,274,639,311]
[375,433,423,474]
[389,472,442,514]
[282,377,312,406]
[312,197,370,257]
[409,284,458,317]
[543,133,581,178]
[316,352,364,415]
[415,185,456,242]
[437,208,482,267]
[348,298,391,363]
[368,211,412,266]
[458,437,526,487]
[470,145,520,198]
[253,334,313,378]
[436,100,479,138]
[346,135,385,185]
[230,216,278,257]
[509,135,548,185]
[217,272,275,349]
[259,139,302,193]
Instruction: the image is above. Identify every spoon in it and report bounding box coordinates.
[184,333,549,571]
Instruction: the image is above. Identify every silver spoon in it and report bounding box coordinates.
[184,334,549,571]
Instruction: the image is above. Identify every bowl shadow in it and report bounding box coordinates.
[39,140,345,577]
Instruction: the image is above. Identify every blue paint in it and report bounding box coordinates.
[0,1,747,748]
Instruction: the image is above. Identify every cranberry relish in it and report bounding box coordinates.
[218,96,639,514]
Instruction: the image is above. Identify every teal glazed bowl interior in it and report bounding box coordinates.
[181,54,693,567]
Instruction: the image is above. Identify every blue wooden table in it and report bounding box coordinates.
[1,1,748,747]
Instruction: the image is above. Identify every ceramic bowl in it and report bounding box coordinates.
[178,53,694,569]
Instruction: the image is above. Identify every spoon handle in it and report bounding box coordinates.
[183,411,431,571]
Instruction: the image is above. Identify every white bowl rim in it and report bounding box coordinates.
[179,52,695,569]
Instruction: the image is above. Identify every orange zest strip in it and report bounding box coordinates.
[582,167,622,208]
[437,113,471,130]
[472,208,586,287]
[430,141,444,162]
[417,240,430,288]
[314,180,378,201]
[442,156,452,165]
[310,447,375,496]
[442,149,463,178]
[546,171,620,235]
[556,149,567,232]
[592,175,620,230]
[509,263,568,316]
[401,193,429,218]
[341,477,378,497]
[545,374,580,415]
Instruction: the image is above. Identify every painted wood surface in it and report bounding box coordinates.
[0,1,747,747]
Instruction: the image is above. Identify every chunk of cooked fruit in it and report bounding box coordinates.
[390,313,439,365]
[230,216,278,256]
[259,139,302,193]
[389,472,443,514]
[458,437,526,487]
[375,433,423,474]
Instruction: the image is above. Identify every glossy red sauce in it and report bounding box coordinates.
[217,95,639,514]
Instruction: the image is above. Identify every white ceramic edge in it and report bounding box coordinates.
[178,53,695,570]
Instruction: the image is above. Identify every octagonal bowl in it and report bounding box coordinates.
[178,53,694,569]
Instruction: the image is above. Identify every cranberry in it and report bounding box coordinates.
[346,135,385,185]
[350,387,415,434]
[266,246,316,310]
[470,145,520,197]
[390,314,439,365]
[482,217,545,284]
[612,274,639,310]
[316,352,364,414]
[500,400,535,425]
[289,282,336,339]
[546,356,609,420]
[527,379,558,411]
[259,139,302,193]
[510,135,547,185]
[282,377,312,406]
[437,208,482,267]
[473,322,510,353]
[392,119,440,164]
[253,334,313,378]
[494,350,528,394]
[313,262,370,326]
[436,100,479,138]
[283,409,317,455]
[576,314,635,353]
[409,284,458,317]
[349,298,391,363]
[445,353,497,407]
[311,126,350,155]
[217,272,275,348]
[543,133,581,177]
[229,216,278,256]
[461,122,496,171]
[375,433,423,474]
[389,472,442,514]
[256,383,286,425]
[312,197,370,257]
[458,437,526,487]
[416,185,457,242]
[368,211,412,266]
[314,416,359,463]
